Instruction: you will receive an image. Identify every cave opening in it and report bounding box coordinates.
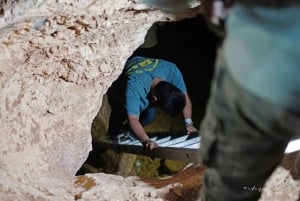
[76,13,222,177]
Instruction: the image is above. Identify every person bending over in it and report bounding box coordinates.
[107,56,197,150]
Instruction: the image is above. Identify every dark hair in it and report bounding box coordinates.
[154,81,186,117]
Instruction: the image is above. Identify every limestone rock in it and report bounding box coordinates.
[0,0,167,200]
[259,166,300,201]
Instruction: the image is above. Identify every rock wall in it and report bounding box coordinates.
[0,0,169,200]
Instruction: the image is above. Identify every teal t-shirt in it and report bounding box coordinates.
[125,56,187,116]
[224,5,300,110]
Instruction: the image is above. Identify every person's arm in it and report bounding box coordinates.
[182,92,197,134]
[128,114,158,150]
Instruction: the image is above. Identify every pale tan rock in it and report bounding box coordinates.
[259,166,300,201]
[73,174,173,201]
[0,0,167,200]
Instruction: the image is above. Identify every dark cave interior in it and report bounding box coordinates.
[77,13,222,176]
[132,13,221,108]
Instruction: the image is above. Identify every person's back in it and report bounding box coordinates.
[223,4,300,111]
[124,56,187,117]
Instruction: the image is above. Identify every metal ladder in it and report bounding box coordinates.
[95,132,202,162]
[95,132,300,163]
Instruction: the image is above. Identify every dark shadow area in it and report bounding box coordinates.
[132,14,221,109]
[76,13,221,176]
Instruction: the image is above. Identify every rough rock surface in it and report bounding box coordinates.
[0,0,167,200]
[0,0,299,201]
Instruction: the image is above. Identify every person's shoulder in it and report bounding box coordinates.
[125,56,146,67]
[159,59,178,69]
[127,56,146,63]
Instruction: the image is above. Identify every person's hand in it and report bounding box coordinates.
[143,140,158,150]
[186,124,197,134]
